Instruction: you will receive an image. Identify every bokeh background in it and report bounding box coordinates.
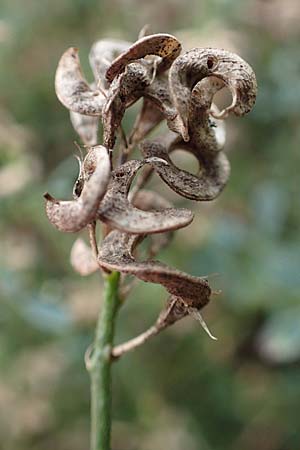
[1,1,300,449]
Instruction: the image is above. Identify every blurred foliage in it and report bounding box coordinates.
[1,1,300,449]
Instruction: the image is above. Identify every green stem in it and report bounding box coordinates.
[90,271,120,450]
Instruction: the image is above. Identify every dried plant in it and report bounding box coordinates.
[44,28,257,450]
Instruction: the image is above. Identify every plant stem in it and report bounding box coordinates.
[90,271,120,450]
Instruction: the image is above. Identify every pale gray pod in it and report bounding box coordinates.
[55,47,105,116]
[89,39,132,89]
[44,145,111,232]
[70,238,99,275]
[70,110,99,146]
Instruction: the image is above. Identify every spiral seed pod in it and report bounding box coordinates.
[46,30,257,356]
[169,47,257,140]
[98,230,211,308]
[141,139,230,201]
[97,158,194,233]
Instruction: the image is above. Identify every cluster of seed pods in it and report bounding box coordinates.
[45,29,257,346]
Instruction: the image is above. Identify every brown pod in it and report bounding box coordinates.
[97,158,194,234]
[141,139,230,201]
[186,78,226,154]
[106,33,181,83]
[140,50,257,201]
[169,47,257,140]
[102,33,181,149]
[143,74,178,121]
[102,62,153,149]
[98,230,211,308]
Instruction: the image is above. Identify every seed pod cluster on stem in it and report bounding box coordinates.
[45,28,257,353]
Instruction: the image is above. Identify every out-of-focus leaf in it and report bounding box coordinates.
[21,298,72,334]
[251,181,289,236]
[257,307,300,364]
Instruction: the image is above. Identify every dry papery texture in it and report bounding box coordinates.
[45,29,257,348]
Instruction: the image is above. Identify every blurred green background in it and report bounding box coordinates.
[1,0,300,449]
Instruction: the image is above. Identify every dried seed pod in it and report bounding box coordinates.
[157,295,189,326]
[102,33,180,149]
[143,76,191,139]
[106,33,181,83]
[70,110,99,146]
[98,230,211,308]
[102,62,153,149]
[70,238,98,275]
[55,47,105,115]
[89,39,132,89]
[141,68,233,201]
[141,139,230,201]
[111,292,215,358]
[111,295,190,359]
[97,158,194,234]
[118,189,175,299]
[44,145,110,232]
[169,47,257,140]
[187,78,227,155]
[143,75,176,118]
[155,295,216,340]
